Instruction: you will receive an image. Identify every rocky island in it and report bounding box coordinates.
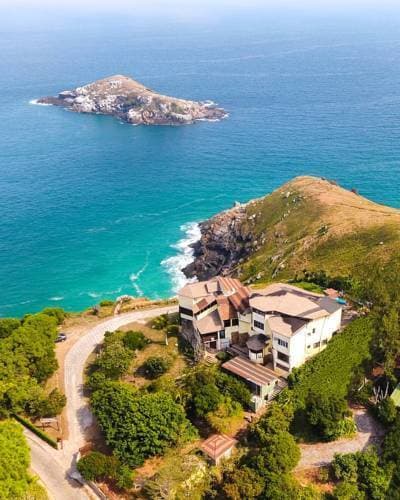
[183,176,400,283]
[37,74,227,126]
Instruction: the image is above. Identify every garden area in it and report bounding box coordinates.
[79,312,253,498]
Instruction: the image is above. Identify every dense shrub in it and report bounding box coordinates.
[375,397,398,427]
[206,398,243,434]
[123,330,149,351]
[0,318,20,339]
[0,312,59,417]
[77,451,133,490]
[0,420,30,499]
[41,307,66,325]
[306,392,352,441]
[29,388,66,418]
[143,356,171,379]
[99,300,114,307]
[96,341,132,379]
[92,384,197,467]
[152,314,169,330]
[288,318,373,406]
[332,450,390,499]
[222,467,265,500]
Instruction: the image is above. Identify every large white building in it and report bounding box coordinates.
[178,278,342,372]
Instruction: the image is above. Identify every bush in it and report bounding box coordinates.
[288,318,373,407]
[77,452,133,490]
[91,385,197,467]
[166,324,179,336]
[100,300,114,307]
[123,330,149,351]
[306,392,351,441]
[0,420,31,499]
[375,397,398,427]
[31,389,66,418]
[96,341,132,379]
[143,356,171,379]
[41,307,66,325]
[152,314,169,330]
[13,414,58,449]
[206,398,243,434]
[0,318,20,339]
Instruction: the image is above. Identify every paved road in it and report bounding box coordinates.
[25,429,87,500]
[27,305,178,500]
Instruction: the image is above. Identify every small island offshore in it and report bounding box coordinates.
[37,74,227,126]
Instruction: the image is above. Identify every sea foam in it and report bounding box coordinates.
[161,221,201,294]
[29,99,52,106]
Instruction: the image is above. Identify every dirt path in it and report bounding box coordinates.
[295,408,385,470]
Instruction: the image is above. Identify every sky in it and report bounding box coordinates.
[2,0,399,12]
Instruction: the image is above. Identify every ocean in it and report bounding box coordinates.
[1,7,400,317]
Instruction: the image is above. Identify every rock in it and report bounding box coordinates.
[37,74,227,126]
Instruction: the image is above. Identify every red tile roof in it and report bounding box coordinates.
[200,434,237,461]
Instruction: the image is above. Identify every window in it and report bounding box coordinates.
[179,306,193,317]
[232,318,239,326]
[254,320,264,330]
[307,345,311,349]
[277,338,288,348]
[322,339,328,345]
[312,328,316,334]
[219,330,225,339]
[313,341,320,349]
[223,320,230,327]
[277,351,290,363]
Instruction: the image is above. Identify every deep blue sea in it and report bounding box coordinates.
[1,7,400,317]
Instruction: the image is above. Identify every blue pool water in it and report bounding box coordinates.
[1,7,400,316]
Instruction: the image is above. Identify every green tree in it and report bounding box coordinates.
[206,398,243,434]
[0,420,30,499]
[41,307,66,325]
[193,383,222,417]
[306,392,350,440]
[222,466,265,499]
[375,397,398,427]
[255,431,300,474]
[96,341,132,379]
[91,384,197,467]
[0,318,20,339]
[215,371,252,408]
[332,481,365,500]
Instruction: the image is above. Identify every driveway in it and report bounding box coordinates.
[27,305,177,499]
[295,408,385,470]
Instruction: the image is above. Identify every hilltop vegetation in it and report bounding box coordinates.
[185,176,400,285]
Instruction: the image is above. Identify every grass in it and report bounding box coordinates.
[117,321,189,389]
[232,177,400,284]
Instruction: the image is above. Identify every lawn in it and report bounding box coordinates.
[118,320,189,388]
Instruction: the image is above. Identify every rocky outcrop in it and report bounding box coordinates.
[37,75,227,126]
[183,203,256,281]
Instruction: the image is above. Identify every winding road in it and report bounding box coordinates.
[26,305,178,500]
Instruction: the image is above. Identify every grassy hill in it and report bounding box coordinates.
[234,176,400,284]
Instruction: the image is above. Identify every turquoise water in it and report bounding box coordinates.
[1,8,400,317]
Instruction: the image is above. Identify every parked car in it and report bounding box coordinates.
[55,333,67,343]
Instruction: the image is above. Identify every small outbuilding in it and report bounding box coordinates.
[200,434,237,465]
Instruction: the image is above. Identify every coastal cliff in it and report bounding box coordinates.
[183,176,400,284]
[37,75,226,126]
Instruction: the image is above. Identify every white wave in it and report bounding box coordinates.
[29,99,52,106]
[87,291,101,298]
[49,296,64,301]
[87,226,107,233]
[161,221,201,294]
[129,254,149,297]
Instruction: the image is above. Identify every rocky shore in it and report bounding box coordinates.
[37,75,227,126]
[183,201,259,281]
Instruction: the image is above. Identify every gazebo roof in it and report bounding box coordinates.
[200,434,237,461]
